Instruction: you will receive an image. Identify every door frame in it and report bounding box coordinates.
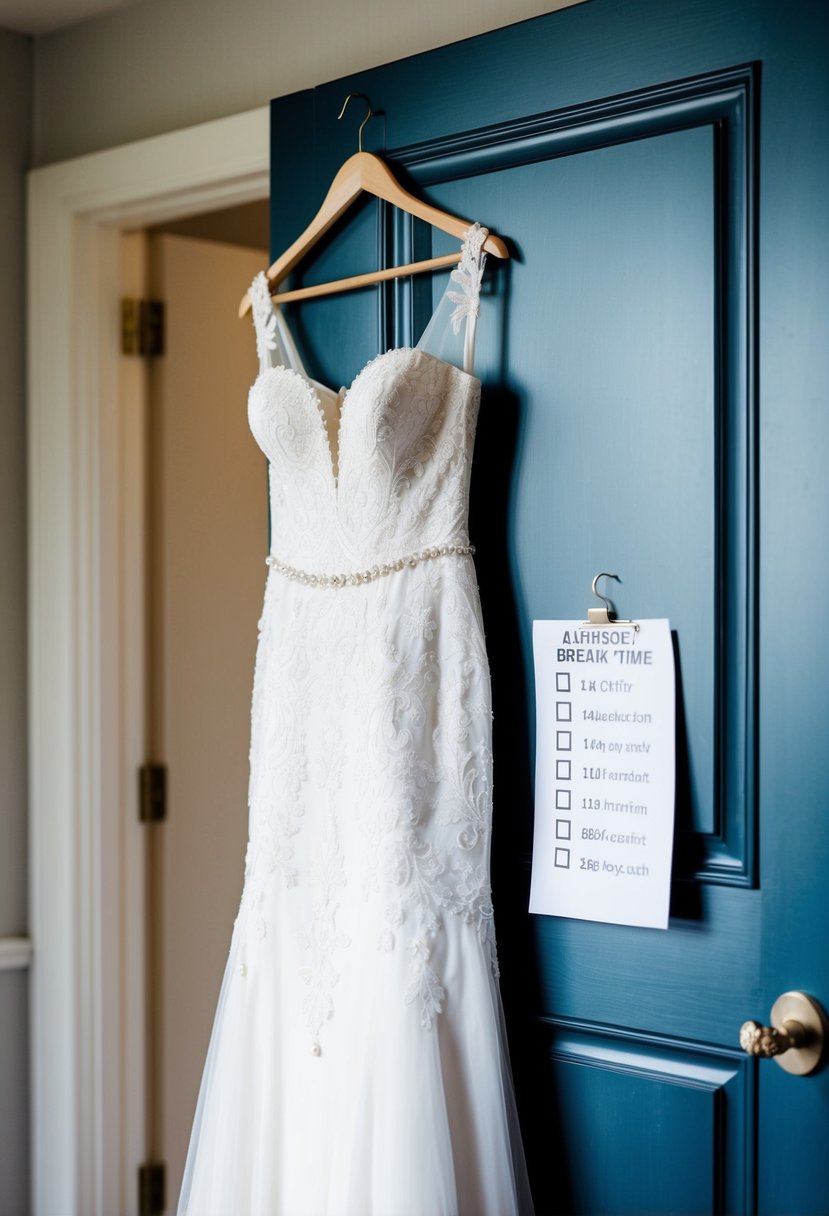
[27,107,269,1216]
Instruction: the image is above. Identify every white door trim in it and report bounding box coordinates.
[27,106,269,1216]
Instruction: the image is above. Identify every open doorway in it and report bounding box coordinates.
[28,104,269,1216]
[121,202,270,1210]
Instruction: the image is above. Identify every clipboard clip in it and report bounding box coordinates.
[583,572,639,631]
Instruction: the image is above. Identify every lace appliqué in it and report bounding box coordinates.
[405,937,447,1031]
[356,562,500,1030]
[298,808,349,1054]
[447,223,488,336]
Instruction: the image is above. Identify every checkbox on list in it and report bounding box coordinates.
[556,760,571,781]
[555,819,571,840]
[554,847,571,869]
[555,789,571,810]
[555,672,570,692]
[556,701,572,722]
[556,730,572,751]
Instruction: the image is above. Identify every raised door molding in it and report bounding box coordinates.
[392,64,758,886]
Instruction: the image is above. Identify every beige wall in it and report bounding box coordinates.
[0,25,31,1216]
[32,0,585,166]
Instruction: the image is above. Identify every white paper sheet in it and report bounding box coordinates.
[529,619,676,929]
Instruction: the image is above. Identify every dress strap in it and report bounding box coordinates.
[248,271,310,378]
[448,223,488,375]
[249,271,277,370]
[415,223,488,376]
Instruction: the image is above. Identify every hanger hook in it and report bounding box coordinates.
[591,572,621,614]
[337,92,373,153]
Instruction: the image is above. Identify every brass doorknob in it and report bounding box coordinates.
[739,991,828,1076]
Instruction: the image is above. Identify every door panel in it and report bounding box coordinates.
[270,3,829,1211]
[549,1021,752,1215]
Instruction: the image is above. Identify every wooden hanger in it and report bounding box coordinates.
[238,94,509,318]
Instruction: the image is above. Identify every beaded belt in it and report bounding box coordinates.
[265,543,475,588]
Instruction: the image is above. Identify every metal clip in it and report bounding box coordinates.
[583,573,639,630]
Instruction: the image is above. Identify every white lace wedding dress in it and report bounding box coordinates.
[177,225,533,1216]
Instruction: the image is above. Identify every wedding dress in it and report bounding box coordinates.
[177,224,533,1216]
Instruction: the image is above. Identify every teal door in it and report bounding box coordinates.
[269,2,829,1210]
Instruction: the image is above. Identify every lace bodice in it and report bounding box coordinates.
[247,225,487,574]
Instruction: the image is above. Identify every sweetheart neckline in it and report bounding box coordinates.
[252,346,480,493]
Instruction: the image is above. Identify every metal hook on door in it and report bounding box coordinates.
[584,573,639,630]
[591,572,620,621]
[337,92,373,153]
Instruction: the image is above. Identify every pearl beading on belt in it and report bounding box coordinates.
[265,543,475,588]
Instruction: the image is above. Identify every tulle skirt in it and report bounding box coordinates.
[178,560,533,1215]
[178,900,531,1215]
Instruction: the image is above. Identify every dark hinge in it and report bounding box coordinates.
[138,1161,166,1216]
[121,297,165,357]
[139,763,167,823]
